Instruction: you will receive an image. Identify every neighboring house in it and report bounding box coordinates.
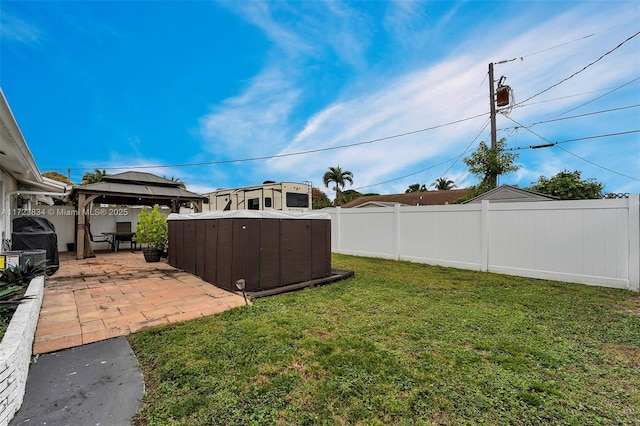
[351,201,404,209]
[341,189,471,208]
[0,88,68,249]
[463,185,559,204]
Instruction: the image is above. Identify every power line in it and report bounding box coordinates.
[356,127,640,192]
[355,120,491,192]
[454,171,471,188]
[510,77,640,110]
[504,129,640,151]
[555,145,640,182]
[352,157,458,191]
[519,33,596,59]
[498,103,640,131]
[495,32,596,64]
[48,112,489,172]
[502,114,639,149]
[420,71,489,186]
[552,76,640,117]
[501,114,639,181]
[515,31,640,107]
[439,118,490,178]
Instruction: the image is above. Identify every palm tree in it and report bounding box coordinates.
[405,183,427,193]
[81,169,107,185]
[431,177,456,191]
[163,175,186,189]
[323,166,354,206]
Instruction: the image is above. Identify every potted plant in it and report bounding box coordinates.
[133,205,168,262]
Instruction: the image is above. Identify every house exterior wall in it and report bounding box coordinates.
[328,196,640,291]
[1,169,19,250]
[0,276,44,425]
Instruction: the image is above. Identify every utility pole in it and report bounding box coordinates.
[488,62,497,151]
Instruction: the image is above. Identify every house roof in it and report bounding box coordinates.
[463,185,559,204]
[342,189,471,208]
[71,171,206,207]
[0,88,67,193]
[353,201,403,208]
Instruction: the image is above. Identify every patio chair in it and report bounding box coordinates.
[87,223,114,252]
[115,222,137,251]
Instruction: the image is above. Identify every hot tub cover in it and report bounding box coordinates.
[167,210,331,221]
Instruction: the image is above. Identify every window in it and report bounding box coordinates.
[264,197,272,208]
[286,193,309,208]
[248,198,260,210]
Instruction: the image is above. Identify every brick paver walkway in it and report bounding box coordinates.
[33,251,247,354]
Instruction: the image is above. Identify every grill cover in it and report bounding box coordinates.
[12,216,59,275]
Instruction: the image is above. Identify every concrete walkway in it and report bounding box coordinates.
[11,337,144,425]
[33,251,247,354]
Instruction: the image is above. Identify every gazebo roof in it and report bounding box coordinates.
[72,171,206,259]
[71,171,206,206]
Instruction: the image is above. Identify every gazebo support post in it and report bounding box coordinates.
[76,193,99,260]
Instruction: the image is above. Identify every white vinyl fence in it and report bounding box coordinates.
[13,197,639,291]
[327,195,640,291]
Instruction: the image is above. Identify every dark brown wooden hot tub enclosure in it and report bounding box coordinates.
[167,211,332,293]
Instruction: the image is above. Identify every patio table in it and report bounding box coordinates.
[102,232,136,252]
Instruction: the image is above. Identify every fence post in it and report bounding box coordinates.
[629,194,639,292]
[394,204,401,260]
[481,200,489,272]
[335,207,341,253]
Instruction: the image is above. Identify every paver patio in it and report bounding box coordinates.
[33,251,248,354]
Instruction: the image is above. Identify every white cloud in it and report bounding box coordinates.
[199,67,301,158]
[0,11,44,46]
[223,1,312,56]
[196,1,639,196]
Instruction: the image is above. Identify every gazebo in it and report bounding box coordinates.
[71,171,207,259]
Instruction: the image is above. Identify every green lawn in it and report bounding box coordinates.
[129,254,640,425]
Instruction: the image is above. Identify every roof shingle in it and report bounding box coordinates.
[342,189,471,208]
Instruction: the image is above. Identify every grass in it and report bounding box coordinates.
[128,254,640,425]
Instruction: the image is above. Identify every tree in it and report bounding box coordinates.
[81,169,107,185]
[323,166,354,206]
[431,177,456,191]
[405,183,427,193]
[337,189,362,206]
[463,139,520,193]
[312,187,333,209]
[529,170,604,200]
[163,175,186,189]
[43,171,73,185]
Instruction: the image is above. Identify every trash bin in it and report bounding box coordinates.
[0,251,22,271]
[12,217,59,275]
[21,249,47,275]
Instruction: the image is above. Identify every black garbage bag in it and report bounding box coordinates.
[12,216,59,275]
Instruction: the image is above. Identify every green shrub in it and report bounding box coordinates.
[134,205,168,250]
[0,259,45,339]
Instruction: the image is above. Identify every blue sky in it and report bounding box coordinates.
[1,0,639,198]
